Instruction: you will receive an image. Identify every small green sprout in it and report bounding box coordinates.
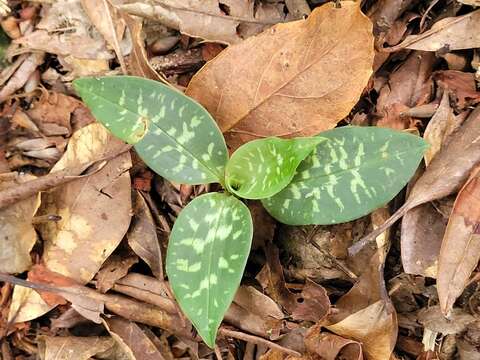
[73,76,428,348]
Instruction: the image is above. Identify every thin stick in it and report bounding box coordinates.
[219,328,301,357]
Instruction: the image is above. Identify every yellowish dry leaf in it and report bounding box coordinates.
[0,174,40,274]
[9,123,132,322]
[423,91,459,166]
[186,1,374,149]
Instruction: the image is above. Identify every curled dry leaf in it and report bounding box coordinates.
[438,166,480,315]
[81,0,127,74]
[423,91,459,166]
[127,191,164,279]
[233,285,284,320]
[291,280,330,323]
[0,173,40,274]
[305,327,363,360]
[434,70,480,110]
[186,1,374,149]
[37,336,116,360]
[118,0,281,45]
[121,13,168,84]
[104,317,167,360]
[351,106,480,254]
[9,123,132,322]
[387,9,480,51]
[96,253,138,293]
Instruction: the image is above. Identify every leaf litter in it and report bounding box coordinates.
[1,0,480,359]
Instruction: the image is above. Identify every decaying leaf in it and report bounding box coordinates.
[118,0,282,45]
[352,105,480,254]
[387,9,480,51]
[37,335,116,360]
[128,191,164,279]
[9,123,132,321]
[438,166,480,315]
[186,2,374,149]
[96,253,138,293]
[0,173,40,274]
[423,91,459,166]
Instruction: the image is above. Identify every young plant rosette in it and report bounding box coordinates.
[73,76,428,347]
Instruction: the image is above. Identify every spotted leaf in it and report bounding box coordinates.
[73,76,228,185]
[262,127,428,225]
[166,193,253,347]
[225,137,323,199]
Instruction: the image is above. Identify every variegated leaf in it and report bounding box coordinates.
[262,127,428,225]
[166,193,253,347]
[225,137,323,199]
[73,76,228,185]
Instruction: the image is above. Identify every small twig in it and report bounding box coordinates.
[219,328,301,357]
[214,346,223,360]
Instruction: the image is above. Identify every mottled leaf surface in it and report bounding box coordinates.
[225,137,323,199]
[166,193,253,347]
[262,127,428,225]
[73,76,228,184]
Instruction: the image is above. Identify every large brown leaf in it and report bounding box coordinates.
[186,1,374,149]
[9,123,132,322]
[438,166,480,315]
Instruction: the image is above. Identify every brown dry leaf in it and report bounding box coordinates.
[104,317,167,360]
[81,0,127,74]
[305,327,363,360]
[434,71,480,110]
[186,2,374,149]
[0,173,40,274]
[326,210,397,360]
[96,253,138,293]
[27,92,84,137]
[437,166,480,315]
[401,202,448,277]
[376,51,435,129]
[37,336,116,360]
[118,0,281,45]
[14,0,113,60]
[352,105,480,254]
[233,285,284,320]
[387,9,480,51]
[423,91,459,166]
[128,191,164,279]
[292,280,331,323]
[458,0,480,4]
[122,13,168,84]
[9,123,132,322]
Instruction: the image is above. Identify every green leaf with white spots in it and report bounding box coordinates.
[166,193,253,347]
[225,137,324,200]
[262,126,429,225]
[73,76,228,185]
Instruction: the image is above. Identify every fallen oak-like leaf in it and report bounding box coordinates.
[437,166,480,315]
[350,105,480,255]
[385,9,480,52]
[186,1,374,149]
